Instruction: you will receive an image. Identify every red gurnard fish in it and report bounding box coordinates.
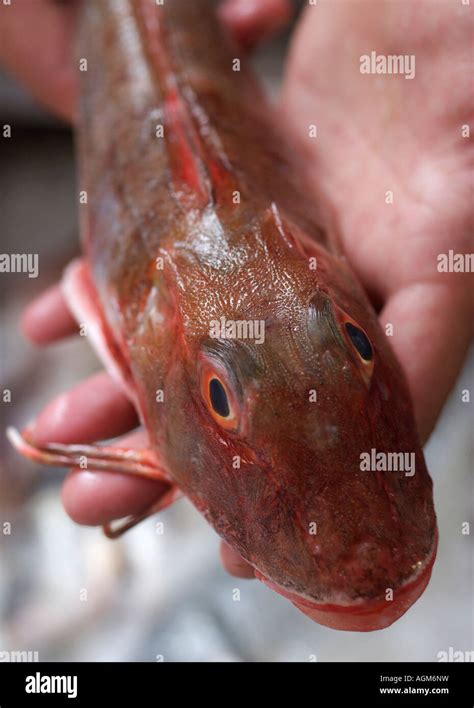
[8,0,437,631]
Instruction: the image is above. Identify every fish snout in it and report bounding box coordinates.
[256,528,438,631]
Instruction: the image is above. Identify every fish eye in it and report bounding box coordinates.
[200,363,239,431]
[209,377,230,417]
[331,302,374,378]
[345,322,373,361]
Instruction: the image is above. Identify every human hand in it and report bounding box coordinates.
[280,0,473,444]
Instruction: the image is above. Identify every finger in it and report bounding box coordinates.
[220,541,255,578]
[60,430,169,526]
[0,0,80,122]
[219,0,292,51]
[25,371,138,445]
[380,280,472,445]
[21,283,78,345]
[62,469,168,526]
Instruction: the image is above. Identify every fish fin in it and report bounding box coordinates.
[6,427,182,538]
[6,427,171,482]
[103,486,183,539]
[61,258,137,406]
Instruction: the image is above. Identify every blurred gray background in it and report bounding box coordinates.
[0,19,472,662]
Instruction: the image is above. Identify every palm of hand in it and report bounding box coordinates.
[280,1,472,442]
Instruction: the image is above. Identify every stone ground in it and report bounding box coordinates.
[0,25,472,662]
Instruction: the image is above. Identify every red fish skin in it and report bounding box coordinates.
[72,0,437,629]
[257,526,438,631]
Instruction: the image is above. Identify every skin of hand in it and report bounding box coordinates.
[280,0,473,445]
[4,0,472,579]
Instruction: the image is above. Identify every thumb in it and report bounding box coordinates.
[380,279,472,445]
[219,0,293,51]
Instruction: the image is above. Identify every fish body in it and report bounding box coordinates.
[11,0,438,631]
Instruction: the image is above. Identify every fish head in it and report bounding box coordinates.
[158,216,437,631]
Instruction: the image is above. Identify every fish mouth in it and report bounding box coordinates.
[255,529,438,632]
